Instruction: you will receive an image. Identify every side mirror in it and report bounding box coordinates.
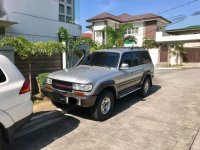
[120,63,129,70]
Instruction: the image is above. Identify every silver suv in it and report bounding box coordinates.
[44,48,154,121]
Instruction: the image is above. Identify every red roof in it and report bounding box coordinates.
[87,12,171,23]
[82,33,92,38]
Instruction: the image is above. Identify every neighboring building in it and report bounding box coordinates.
[0,0,81,61]
[86,12,170,47]
[82,31,92,39]
[156,25,200,65]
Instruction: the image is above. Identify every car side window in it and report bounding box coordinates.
[139,51,152,64]
[131,52,140,66]
[0,68,6,83]
[120,52,133,67]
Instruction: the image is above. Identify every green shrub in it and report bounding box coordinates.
[36,73,49,90]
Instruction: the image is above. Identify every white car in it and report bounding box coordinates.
[0,55,32,149]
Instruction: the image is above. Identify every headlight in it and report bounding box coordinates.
[72,83,93,92]
[46,78,52,85]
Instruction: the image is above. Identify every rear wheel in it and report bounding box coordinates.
[0,131,5,150]
[90,90,114,121]
[139,77,150,97]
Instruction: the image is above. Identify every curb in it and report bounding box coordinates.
[15,110,66,138]
[155,67,185,70]
[155,67,200,70]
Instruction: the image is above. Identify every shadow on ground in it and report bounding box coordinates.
[8,115,80,150]
[67,85,161,120]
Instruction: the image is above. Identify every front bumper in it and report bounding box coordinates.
[42,87,96,107]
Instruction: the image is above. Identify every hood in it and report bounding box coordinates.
[48,65,118,84]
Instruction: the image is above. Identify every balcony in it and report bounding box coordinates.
[156,31,200,43]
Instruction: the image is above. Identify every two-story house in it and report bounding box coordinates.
[86,12,171,47]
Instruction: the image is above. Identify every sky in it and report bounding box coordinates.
[79,0,200,32]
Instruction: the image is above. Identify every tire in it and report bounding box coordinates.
[0,131,5,150]
[90,90,114,121]
[139,77,150,97]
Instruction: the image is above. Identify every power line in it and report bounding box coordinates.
[158,0,199,14]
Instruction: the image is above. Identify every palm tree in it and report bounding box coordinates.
[105,23,134,48]
[142,39,157,50]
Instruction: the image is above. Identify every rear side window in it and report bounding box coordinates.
[139,51,152,64]
[131,52,140,66]
[120,52,133,67]
[0,68,6,83]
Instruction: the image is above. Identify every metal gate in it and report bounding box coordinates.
[183,48,200,62]
[160,46,168,62]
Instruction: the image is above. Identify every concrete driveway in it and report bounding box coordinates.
[9,69,200,150]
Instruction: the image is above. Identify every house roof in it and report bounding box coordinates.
[82,33,92,38]
[166,15,200,31]
[167,25,200,33]
[87,12,121,22]
[86,12,171,23]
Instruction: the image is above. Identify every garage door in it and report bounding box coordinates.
[183,48,200,62]
[160,46,168,62]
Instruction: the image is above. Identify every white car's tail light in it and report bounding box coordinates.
[19,81,30,94]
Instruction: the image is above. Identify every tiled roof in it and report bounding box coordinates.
[82,33,92,38]
[167,25,200,32]
[87,12,170,23]
[87,12,121,22]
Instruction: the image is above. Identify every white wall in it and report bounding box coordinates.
[93,21,105,44]
[156,31,200,43]
[124,22,144,47]
[184,42,200,48]
[148,48,159,66]
[93,21,106,31]
[3,0,81,42]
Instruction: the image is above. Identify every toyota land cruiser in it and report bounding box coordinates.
[43,48,154,121]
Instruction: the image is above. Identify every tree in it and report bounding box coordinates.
[105,23,134,47]
[142,39,157,50]
[124,35,137,46]
[0,36,64,93]
[58,27,104,66]
[171,42,186,65]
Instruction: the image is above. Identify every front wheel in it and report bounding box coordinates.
[90,91,114,121]
[139,77,150,97]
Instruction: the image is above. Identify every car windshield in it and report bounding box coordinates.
[80,52,120,68]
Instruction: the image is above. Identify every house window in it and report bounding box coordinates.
[66,16,72,23]
[59,15,65,22]
[67,6,72,15]
[59,4,64,13]
[127,29,132,34]
[133,27,139,34]
[127,27,139,34]
[96,32,102,38]
[67,0,72,4]
[59,0,74,23]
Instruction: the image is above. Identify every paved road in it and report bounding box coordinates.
[8,69,200,150]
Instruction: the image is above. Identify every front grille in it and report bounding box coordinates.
[52,79,72,92]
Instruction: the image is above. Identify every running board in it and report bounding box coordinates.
[119,87,141,99]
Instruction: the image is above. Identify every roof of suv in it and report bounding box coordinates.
[94,48,147,54]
